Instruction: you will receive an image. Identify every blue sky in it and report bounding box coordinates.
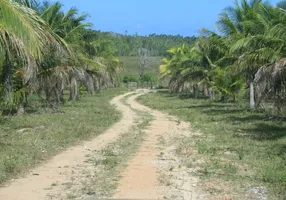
[60,0,281,36]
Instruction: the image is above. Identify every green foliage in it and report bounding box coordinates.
[139,74,157,83]
[122,74,157,84]
[161,0,286,110]
[119,56,161,79]
[122,74,139,83]
[0,0,123,112]
[106,32,196,57]
[139,91,286,199]
[0,88,126,184]
[211,67,246,102]
[0,87,28,112]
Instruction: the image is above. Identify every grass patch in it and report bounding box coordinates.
[119,56,161,78]
[65,103,153,199]
[0,88,127,184]
[138,90,286,199]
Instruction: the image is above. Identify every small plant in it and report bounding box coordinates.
[122,74,139,83]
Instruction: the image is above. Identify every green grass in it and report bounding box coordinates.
[119,56,162,78]
[138,90,286,199]
[0,88,127,184]
[65,100,153,199]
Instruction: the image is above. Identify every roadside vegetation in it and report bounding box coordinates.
[0,0,128,185]
[0,0,121,115]
[160,0,286,114]
[138,0,286,198]
[139,91,286,199]
[0,88,126,184]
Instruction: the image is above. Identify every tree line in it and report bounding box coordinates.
[160,0,286,114]
[104,32,196,56]
[0,0,121,115]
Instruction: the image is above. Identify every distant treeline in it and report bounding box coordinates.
[95,32,196,56]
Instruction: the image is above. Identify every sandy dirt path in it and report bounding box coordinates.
[0,92,136,200]
[113,90,199,200]
[114,92,166,199]
[0,90,203,200]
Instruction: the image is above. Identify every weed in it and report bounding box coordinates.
[62,98,153,198]
[0,88,127,184]
[138,91,286,199]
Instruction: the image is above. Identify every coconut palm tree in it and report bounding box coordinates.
[216,0,267,109]
[0,0,63,111]
[216,0,286,108]
[34,2,121,104]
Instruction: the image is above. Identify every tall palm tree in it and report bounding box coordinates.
[0,0,62,108]
[216,0,273,109]
[35,2,121,103]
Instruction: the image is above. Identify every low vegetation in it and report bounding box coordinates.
[138,91,286,199]
[120,56,161,77]
[63,98,153,199]
[154,2,286,196]
[0,88,126,184]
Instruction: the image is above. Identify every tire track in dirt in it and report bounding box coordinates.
[0,92,136,200]
[114,91,165,199]
[114,90,202,200]
[0,90,205,200]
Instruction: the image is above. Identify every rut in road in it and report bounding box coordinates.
[113,90,203,200]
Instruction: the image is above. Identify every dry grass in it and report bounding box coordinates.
[139,90,286,199]
[0,88,127,184]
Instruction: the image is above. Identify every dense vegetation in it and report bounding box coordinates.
[0,0,121,115]
[160,0,286,114]
[110,33,196,56]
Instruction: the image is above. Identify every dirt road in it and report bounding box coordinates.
[0,90,203,200]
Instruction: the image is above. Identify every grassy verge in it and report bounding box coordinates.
[65,101,153,199]
[138,90,286,199]
[0,88,127,184]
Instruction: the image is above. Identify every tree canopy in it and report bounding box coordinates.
[160,0,286,113]
[0,0,121,114]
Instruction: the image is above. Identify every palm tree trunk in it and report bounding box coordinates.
[193,84,199,98]
[17,101,25,116]
[45,88,51,107]
[210,90,215,100]
[69,76,78,101]
[204,85,209,97]
[249,79,255,109]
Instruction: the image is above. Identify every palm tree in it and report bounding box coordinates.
[216,0,266,109]
[216,0,286,109]
[0,0,62,111]
[34,2,121,104]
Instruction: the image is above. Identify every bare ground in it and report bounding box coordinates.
[0,90,207,200]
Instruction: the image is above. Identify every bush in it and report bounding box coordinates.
[139,74,157,83]
[122,75,139,83]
